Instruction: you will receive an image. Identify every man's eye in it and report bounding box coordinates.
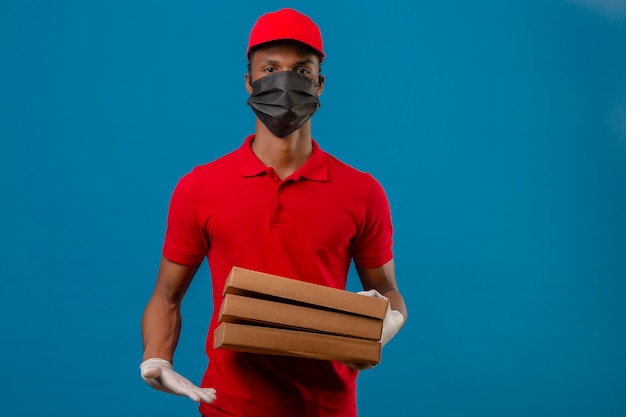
[296,68,311,75]
[263,67,275,73]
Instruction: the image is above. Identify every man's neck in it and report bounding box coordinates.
[252,122,313,180]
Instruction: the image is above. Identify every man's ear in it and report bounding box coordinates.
[245,73,253,94]
[317,74,325,96]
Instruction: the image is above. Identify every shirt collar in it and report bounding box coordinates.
[236,135,327,181]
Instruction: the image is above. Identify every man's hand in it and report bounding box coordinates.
[140,358,216,403]
[343,289,405,371]
[359,289,405,347]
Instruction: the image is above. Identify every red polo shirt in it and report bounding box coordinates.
[162,135,393,417]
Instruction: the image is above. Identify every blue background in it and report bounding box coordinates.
[1,0,625,416]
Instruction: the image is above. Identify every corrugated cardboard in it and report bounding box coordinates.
[219,293,383,340]
[214,322,381,364]
[223,267,388,319]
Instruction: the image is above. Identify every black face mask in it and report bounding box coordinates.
[247,71,320,138]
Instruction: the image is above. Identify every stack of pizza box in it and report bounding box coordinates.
[214,267,388,364]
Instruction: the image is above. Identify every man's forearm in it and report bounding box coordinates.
[381,287,408,322]
[141,295,182,362]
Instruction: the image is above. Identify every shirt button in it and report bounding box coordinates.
[277,205,284,213]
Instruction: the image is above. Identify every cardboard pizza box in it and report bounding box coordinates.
[214,322,381,364]
[222,267,388,319]
[219,293,383,341]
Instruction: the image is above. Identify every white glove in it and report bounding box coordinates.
[140,358,216,403]
[358,289,405,347]
[344,289,405,371]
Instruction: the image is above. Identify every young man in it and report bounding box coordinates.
[140,8,407,417]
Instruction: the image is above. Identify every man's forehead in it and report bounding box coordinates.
[249,40,322,64]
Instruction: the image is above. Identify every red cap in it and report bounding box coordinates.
[247,8,325,60]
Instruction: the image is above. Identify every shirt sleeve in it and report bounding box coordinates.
[351,175,394,269]
[162,169,209,265]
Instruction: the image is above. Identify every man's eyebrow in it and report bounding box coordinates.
[294,59,315,67]
[260,58,280,66]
